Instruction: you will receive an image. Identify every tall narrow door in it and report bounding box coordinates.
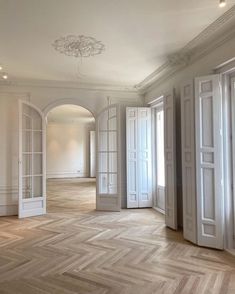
[181,81,197,244]
[138,108,152,207]
[96,105,121,211]
[126,107,152,208]
[195,74,224,249]
[90,131,96,178]
[154,106,165,213]
[19,100,46,218]
[164,91,177,230]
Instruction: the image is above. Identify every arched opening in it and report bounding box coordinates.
[46,104,96,212]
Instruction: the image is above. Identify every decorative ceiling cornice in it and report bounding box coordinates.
[0,78,138,94]
[136,5,235,94]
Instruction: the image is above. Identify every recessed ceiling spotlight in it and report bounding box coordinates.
[219,0,226,7]
[0,65,2,71]
[2,73,8,80]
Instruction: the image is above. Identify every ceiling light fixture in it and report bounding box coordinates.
[52,35,105,58]
[219,0,226,7]
[0,65,2,71]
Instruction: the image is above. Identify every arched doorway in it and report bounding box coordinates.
[45,104,96,212]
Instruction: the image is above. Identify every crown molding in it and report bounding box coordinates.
[0,78,138,94]
[136,5,235,94]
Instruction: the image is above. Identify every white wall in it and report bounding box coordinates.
[0,83,142,215]
[47,121,95,178]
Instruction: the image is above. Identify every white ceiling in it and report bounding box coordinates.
[0,0,234,87]
[47,104,95,124]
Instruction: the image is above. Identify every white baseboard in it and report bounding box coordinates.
[153,206,165,215]
[47,172,89,179]
[0,205,17,216]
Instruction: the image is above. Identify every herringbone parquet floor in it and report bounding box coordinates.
[0,178,235,294]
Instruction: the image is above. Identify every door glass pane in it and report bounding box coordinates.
[33,154,43,175]
[23,177,32,199]
[109,131,117,151]
[23,154,32,176]
[33,176,43,197]
[99,132,107,151]
[108,116,116,130]
[23,104,42,130]
[23,131,32,152]
[33,131,43,152]
[109,174,117,194]
[109,107,116,117]
[156,109,165,187]
[109,153,117,172]
[99,110,108,131]
[99,173,108,194]
[23,114,32,130]
[99,153,107,172]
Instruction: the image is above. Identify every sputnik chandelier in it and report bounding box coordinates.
[52,35,105,58]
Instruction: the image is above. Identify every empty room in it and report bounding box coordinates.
[1,0,235,293]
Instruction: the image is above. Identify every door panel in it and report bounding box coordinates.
[126,108,138,208]
[181,81,197,244]
[19,100,46,218]
[164,91,177,230]
[96,105,121,211]
[195,74,224,249]
[138,108,152,207]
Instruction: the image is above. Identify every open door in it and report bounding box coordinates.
[19,100,46,218]
[181,81,197,244]
[195,74,224,249]
[164,91,177,230]
[96,104,121,211]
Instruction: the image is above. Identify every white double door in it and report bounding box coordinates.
[18,102,122,218]
[126,107,152,208]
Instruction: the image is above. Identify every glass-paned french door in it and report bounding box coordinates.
[96,104,121,211]
[19,100,46,218]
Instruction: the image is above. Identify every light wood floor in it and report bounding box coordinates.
[0,178,235,294]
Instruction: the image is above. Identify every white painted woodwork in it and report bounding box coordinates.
[90,131,96,178]
[126,108,138,208]
[231,77,235,249]
[152,105,165,213]
[195,74,224,249]
[18,100,46,218]
[126,107,152,208]
[96,105,121,211]
[138,108,152,207]
[181,81,197,244]
[164,91,177,230]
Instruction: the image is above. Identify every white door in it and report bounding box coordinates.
[181,81,197,244]
[90,131,96,178]
[164,91,177,230]
[126,107,152,208]
[19,100,46,218]
[195,74,224,249]
[154,106,165,213]
[126,108,138,208]
[96,105,121,211]
[138,108,152,207]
